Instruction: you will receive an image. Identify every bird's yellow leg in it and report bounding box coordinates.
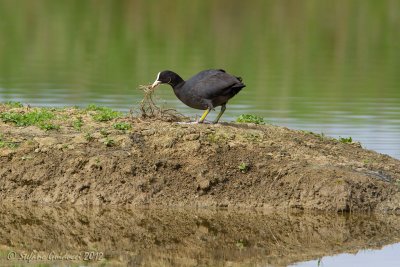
[213,104,226,123]
[198,108,211,123]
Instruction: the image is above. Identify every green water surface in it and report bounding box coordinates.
[0,0,399,158]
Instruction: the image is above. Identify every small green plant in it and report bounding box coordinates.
[113,122,131,131]
[363,158,371,165]
[4,101,23,108]
[84,132,94,141]
[305,131,326,140]
[104,137,115,147]
[87,104,122,122]
[0,135,18,149]
[316,132,326,140]
[236,114,265,124]
[93,109,122,122]
[0,140,6,148]
[238,162,250,173]
[39,123,60,131]
[73,117,84,130]
[395,179,400,189]
[236,239,249,250]
[86,104,106,111]
[339,136,353,144]
[7,142,18,149]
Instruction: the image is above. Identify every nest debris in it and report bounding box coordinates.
[136,84,189,122]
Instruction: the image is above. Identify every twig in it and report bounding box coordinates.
[137,84,189,122]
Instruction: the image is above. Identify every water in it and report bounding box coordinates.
[0,0,399,158]
[292,243,400,267]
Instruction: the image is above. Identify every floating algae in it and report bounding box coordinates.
[137,84,189,122]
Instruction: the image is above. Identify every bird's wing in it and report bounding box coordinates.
[192,70,241,99]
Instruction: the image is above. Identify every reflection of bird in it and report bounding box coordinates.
[151,69,245,123]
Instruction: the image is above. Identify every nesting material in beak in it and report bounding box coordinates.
[151,80,161,89]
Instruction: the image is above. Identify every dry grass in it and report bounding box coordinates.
[136,84,189,122]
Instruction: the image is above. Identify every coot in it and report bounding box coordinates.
[151,69,245,123]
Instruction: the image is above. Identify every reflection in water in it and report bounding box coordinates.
[0,204,399,266]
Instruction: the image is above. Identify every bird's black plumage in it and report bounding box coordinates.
[151,69,245,123]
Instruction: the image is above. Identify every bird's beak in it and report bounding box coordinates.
[151,80,161,89]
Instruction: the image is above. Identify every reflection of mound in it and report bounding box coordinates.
[0,205,399,266]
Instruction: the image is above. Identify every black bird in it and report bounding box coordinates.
[151,69,245,123]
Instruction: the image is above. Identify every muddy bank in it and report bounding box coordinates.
[0,204,400,266]
[0,104,399,212]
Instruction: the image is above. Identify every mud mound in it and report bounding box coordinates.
[0,104,399,212]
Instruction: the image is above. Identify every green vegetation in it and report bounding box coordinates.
[72,117,84,130]
[39,123,60,131]
[103,137,115,147]
[238,162,250,173]
[113,122,131,131]
[236,114,265,124]
[84,132,94,141]
[303,131,327,141]
[86,104,107,112]
[0,104,128,133]
[315,132,326,140]
[93,110,121,122]
[0,109,57,129]
[0,140,18,149]
[86,104,122,122]
[339,136,353,144]
[236,239,249,250]
[4,101,23,108]
[0,110,54,126]
[0,135,18,149]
